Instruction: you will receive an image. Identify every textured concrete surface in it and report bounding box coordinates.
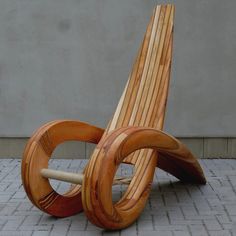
[0,159,236,235]
[0,0,236,137]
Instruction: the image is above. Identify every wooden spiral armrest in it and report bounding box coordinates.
[22,120,104,217]
[82,126,206,229]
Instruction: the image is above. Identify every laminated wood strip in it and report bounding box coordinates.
[83,127,206,229]
[107,5,174,166]
[108,11,155,131]
[127,6,163,126]
[21,120,104,217]
[22,4,206,230]
[82,5,181,229]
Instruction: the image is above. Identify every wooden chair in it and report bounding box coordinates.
[22,4,206,230]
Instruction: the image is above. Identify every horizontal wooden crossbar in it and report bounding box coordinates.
[41,168,84,184]
[40,168,132,185]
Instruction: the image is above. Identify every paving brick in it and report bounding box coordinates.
[120,231,137,236]
[204,219,222,230]
[167,208,184,220]
[32,232,50,236]
[0,159,235,236]
[189,224,208,236]
[216,214,232,225]
[2,219,24,231]
[21,215,41,226]
[67,232,102,236]
[153,215,170,226]
[17,203,32,211]
[69,220,87,231]
[85,222,103,232]
[181,205,198,217]
[50,224,69,236]
[170,219,202,225]
[173,231,191,236]
[18,225,52,231]
[120,224,137,236]
[225,204,236,216]
[137,220,154,231]
[103,231,120,235]
[154,225,188,231]
[139,231,172,236]
[209,230,232,236]
[0,231,33,236]
[0,203,19,216]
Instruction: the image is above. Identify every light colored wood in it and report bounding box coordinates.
[40,168,132,185]
[21,4,206,230]
[41,169,84,185]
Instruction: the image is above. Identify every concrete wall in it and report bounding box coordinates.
[0,0,236,138]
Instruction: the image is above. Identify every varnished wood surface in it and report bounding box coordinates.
[82,4,178,229]
[83,127,206,229]
[21,120,104,217]
[21,4,206,230]
[82,4,205,229]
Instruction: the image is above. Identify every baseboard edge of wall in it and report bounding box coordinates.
[0,137,235,159]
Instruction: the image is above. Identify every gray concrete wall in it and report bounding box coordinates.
[0,0,236,138]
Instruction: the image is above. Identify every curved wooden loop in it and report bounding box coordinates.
[21,120,104,217]
[82,126,206,229]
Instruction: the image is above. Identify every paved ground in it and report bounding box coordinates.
[0,159,236,236]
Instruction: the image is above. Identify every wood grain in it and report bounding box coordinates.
[21,4,206,230]
[83,127,206,229]
[82,4,205,229]
[21,120,104,217]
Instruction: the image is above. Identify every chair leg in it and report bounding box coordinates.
[21,120,104,217]
[82,126,206,229]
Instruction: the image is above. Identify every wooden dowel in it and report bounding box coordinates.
[41,168,84,185]
[41,168,132,185]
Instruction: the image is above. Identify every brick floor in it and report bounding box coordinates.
[0,159,236,236]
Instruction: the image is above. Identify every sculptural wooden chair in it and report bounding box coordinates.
[22,4,206,230]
